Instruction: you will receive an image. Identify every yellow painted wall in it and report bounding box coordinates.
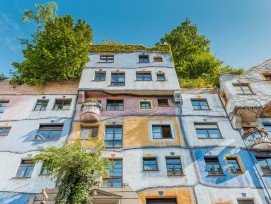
[70,116,183,147]
[137,187,195,204]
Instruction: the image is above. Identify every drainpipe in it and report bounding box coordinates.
[217,87,271,202]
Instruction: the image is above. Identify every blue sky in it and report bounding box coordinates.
[1,0,271,75]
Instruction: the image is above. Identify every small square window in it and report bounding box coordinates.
[136,72,152,81]
[191,99,210,110]
[166,157,183,175]
[204,157,223,175]
[152,125,172,139]
[34,100,48,111]
[111,73,125,86]
[157,73,166,81]
[0,101,9,113]
[263,73,271,80]
[233,84,253,95]
[227,158,242,173]
[143,157,158,171]
[0,127,11,136]
[99,55,114,63]
[53,99,72,110]
[139,55,149,63]
[35,125,63,140]
[80,126,98,139]
[95,71,106,81]
[153,56,163,62]
[195,123,222,139]
[157,99,169,107]
[140,101,151,109]
[106,100,123,110]
[16,159,34,178]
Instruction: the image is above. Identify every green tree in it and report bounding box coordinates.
[159,17,243,87]
[12,2,92,85]
[34,139,111,204]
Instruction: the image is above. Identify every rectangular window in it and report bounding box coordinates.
[103,159,122,187]
[153,56,163,62]
[95,71,106,81]
[227,158,242,173]
[256,157,271,175]
[237,200,255,204]
[139,55,149,63]
[136,72,152,81]
[99,55,114,63]
[152,125,172,139]
[143,157,158,171]
[53,99,72,110]
[16,159,34,178]
[140,101,151,109]
[35,125,63,140]
[80,126,98,139]
[157,73,166,81]
[105,126,123,148]
[0,127,11,136]
[233,84,253,95]
[40,165,49,175]
[191,99,210,110]
[106,100,124,110]
[0,101,8,113]
[34,100,48,111]
[111,73,125,86]
[204,157,223,175]
[166,157,183,175]
[147,199,177,204]
[195,123,222,139]
[158,99,169,107]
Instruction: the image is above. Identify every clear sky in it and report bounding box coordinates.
[0,0,271,75]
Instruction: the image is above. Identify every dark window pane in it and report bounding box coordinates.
[139,55,149,63]
[153,57,163,62]
[95,72,106,81]
[157,73,165,81]
[106,100,124,110]
[111,73,125,86]
[136,72,152,81]
[0,127,11,136]
[191,100,209,110]
[100,55,114,63]
[53,99,72,110]
[152,125,172,139]
[158,99,168,107]
[140,101,151,109]
[34,100,48,111]
[0,101,8,113]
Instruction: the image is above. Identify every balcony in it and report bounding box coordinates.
[80,100,102,122]
[243,128,271,151]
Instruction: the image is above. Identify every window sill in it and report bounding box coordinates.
[198,137,224,139]
[106,109,124,111]
[32,110,46,112]
[32,139,60,141]
[12,176,31,179]
[51,109,70,111]
[156,80,167,82]
[109,85,125,87]
[143,169,159,172]
[105,147,123,149]
[136,80,153,82]
[193,109,212,111]
[167,174,185,176]
[206,174,226,176]
[92,80,106,82]
[230,172,244,175]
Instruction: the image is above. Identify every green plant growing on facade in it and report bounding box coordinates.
[12,2,93,85]
[0,73,8,81]
[159,17,243,88]
[34,139,111,204]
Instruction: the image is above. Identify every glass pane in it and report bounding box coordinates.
[36,130,50,139]
[16,166,27,177]
[208,129,221,138]
[196,129,208,138]
[49,130,62,139]
[25,166,34,177]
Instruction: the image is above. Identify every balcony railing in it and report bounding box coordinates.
[243,128,271,151]
[80,100,102,122]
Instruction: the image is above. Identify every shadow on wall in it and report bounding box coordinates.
[0,192,34,204]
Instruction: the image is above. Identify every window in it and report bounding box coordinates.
[103,159,122,187]
[139,55,149,63]
[152,125,172,139]
[264,124,271,136]
[191,99,210,110]
[136,72,152,81]
[233,84,253,94]
[111,73,125,86]
[146,198,177,204]
[195,123,222,139]
[227,158,242,173]
[0,127,11,136]
[262,73,271,80]
[99,55,114,63]
[34,100,48,111]
[80,126,98,139]
[221,91,228,106]
[166,157,183,175]
[35,125,63,140]
[237,200,254,204]
[204,157,223,175]
[105,126,123,148]
[40,165,49,175]
[140,101,151,109]
[95,71,106,81]
[256,157,271,175]
[16,159,34,178]
[0,101,8,113]
[158,99,169,107]
[157,73,166,81]
[153,56,163,62]
[143,157,158,171]
[106,100,123,110]
[53,99,72,110]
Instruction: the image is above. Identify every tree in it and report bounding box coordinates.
[12,2,93,85]
[34,139,111,204]
[159,18,243,87]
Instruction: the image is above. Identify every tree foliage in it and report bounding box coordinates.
[34,139,111,204]
[12,2,93,85]
[159,17,243,87]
